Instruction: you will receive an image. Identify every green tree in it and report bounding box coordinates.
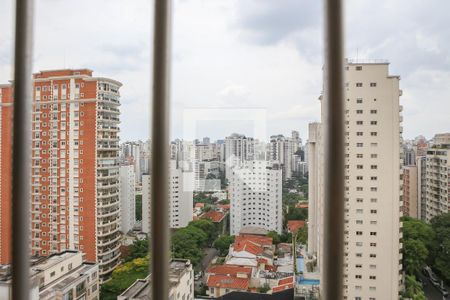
[403,275,426,300]
[135,194,142,221]
[172,235,204,266]
[257,283,271,293]
[296,225,308,245]
[267,231,281,245]
[101,256,149,300]
[125,239,149,262]
[213,235,235,256]
[174,226,208,248]
[403,239,428,275]
[280,231,293,243]
[189,219,218,245]
[401,216,435,275]
[430,213,450,282]
[286,207,308,221]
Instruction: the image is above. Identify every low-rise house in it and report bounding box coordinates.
[286,220,305,234]
[118,259,193,300]
[206,265,253,297]
[201,210,228,234]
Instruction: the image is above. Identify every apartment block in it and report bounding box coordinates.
[229,161,282,235]
[308,60,403,299]
[118,259,194,300]
[142,161,194,231]
[424,133,450,222]
[2,70,125,280]
[224,133,255,180]
[269,134,297,180]
[0,85,13,265]
[119,165,136,233]
[402,166,418,218]
[0,250,99,300]
[307,123,323,272]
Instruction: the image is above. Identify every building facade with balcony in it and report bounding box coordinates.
[424,134,450,222]
[308,61,403,299]
[119,165,136,234]
[0,70,122,279]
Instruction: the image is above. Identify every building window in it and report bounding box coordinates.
[356,83,363,87]
[370,82,377,87]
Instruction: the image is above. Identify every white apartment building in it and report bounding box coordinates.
[118,259,194,300]
[269,134,296,180]
[142,161,194,231]
[424,133,450,222]
[307,122,323,271]
[0,251,99,300]
[119,165,136,233]
[229,161,282,235]
[224,133,255,179]
[308,60,403,299]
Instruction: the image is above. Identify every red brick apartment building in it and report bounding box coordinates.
[0,69,122,279]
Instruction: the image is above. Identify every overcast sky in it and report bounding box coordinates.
[1,0,449,142]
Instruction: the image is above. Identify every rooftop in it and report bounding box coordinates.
[239,226,269,236]
[202,210,226,223]
[118,259,192,300]
[207,274,249,290]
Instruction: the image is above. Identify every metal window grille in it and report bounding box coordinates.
[10,0,344,299]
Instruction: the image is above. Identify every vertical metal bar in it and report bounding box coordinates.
[150,0,172,299]
[322,0,345,299]
[12,0,34,299]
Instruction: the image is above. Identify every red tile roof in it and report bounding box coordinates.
[195,203,205,208]
[278,276,294,286]
[202,210,226,223]
[233,240,264,256]
[287,220,306,233]
[257,258,268,265]
[207,274,249,290]
[272,283,294,293]
[207,265,252,277]
[265,265,277,272]
[235,235,272,247]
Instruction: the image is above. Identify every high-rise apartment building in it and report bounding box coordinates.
[424,133,450,222]
[308,60,403,299]
[119,165,136,234]
[229,161,282,235]
[224,134,254,179]
[0,84,13,265]
[307,122,323,271]
[402,166,418,218]
[416,156,427,220]
[142,161,193,231]
[0,70,123,279]
[269,134,296,180]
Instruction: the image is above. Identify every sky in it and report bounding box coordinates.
[1,0,450,142]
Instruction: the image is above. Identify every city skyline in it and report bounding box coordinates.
[1,0,450,141]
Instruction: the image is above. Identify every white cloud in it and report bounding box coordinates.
[0,0,449,141]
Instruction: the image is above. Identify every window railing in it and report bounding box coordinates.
[9,0,345,299]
